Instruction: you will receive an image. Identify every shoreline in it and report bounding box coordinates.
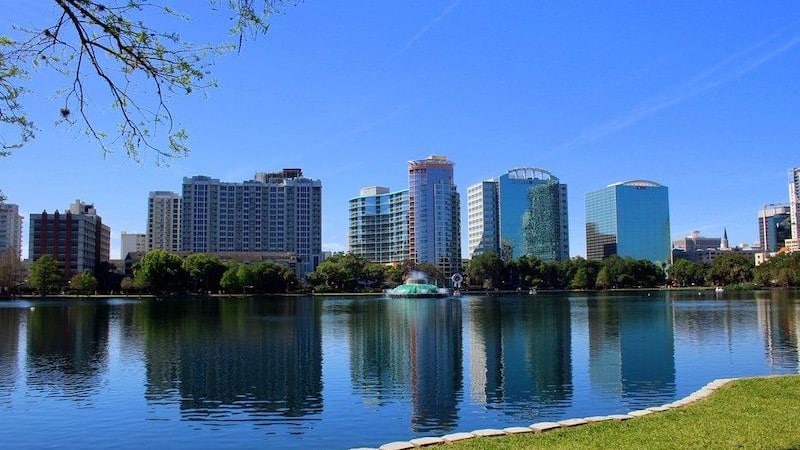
[360,374,797,450]
[3,286,797,301]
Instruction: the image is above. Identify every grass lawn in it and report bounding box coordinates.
[448,375,800,449]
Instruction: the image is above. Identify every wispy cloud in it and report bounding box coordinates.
[553,27,800,154]
[400,0,463,54]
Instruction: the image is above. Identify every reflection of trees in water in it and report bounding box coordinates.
[0,308,23,403]
[757,292,800,371]
[25,303,111,399]
[140,298,323,422]
[348,298,463,433]
[467,296,572,420]
[588,295,675,407]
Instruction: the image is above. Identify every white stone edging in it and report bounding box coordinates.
[355,377,737,450]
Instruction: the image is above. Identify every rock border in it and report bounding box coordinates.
[355,378,736,450]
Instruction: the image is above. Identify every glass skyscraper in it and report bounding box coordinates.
[408,155,461,278]
[467,168,569,261]
[585,180,670,263]
[348,187,409,263]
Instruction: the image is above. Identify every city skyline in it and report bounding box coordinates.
[3,2,800,259]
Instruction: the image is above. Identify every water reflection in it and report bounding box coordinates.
[349,298,463,432]
[26,303,111,400]
[139,298,323,425]
[0,293,798,449]
[0,308,23,404]
[757,292,800,371]
[466,295,572,420]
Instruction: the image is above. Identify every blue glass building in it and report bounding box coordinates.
[467,168,569,261]
[585,180,670,263]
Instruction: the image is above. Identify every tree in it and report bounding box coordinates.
[182,253,226,293]
[28,254,64,295]
[670,259,707,287]
[2,1,289,158]
[0,248,24,295]
[710,252,754,285]
[467,252,504,289]
[138,249,186,295]
[69,270,97,295]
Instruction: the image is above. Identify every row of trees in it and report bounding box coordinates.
[466,252,666,290]
[18,250,299,296]
[13,249,800,297]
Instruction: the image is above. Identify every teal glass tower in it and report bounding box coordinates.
[585,180,670,263]
[467,168,568,261]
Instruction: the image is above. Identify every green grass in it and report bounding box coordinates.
[449,376,800,450]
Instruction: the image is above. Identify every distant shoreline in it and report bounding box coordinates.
[3,285,796,301]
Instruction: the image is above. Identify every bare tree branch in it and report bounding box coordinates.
[1,0,293,163]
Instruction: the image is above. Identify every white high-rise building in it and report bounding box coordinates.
[121,232,147,258]
[467,181,499,259]
[182,169,322,277]
[0,203,23,259]
[147,191,181,252]
[788,167,800,252]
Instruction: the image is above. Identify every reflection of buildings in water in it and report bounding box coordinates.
[348,298,463,432]
[0,308,23,402]
[348,299,413,404]
[587,296,675,404]
[406,299,463,432]
[468,297,572,417]
[142,298,323,420]
[757,293,800,371]
[25,304,111,397]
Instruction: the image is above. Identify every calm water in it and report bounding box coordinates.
[0,291,798,449]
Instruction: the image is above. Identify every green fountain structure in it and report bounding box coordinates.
[385,271,450,298]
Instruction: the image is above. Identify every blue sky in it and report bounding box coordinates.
[4,1,800,259]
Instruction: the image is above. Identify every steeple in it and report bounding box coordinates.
[721,227,730,250]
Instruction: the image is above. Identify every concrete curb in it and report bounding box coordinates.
[355,377,737,450]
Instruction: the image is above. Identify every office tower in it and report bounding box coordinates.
[0,203,23,259]
[467,181,499,259]
[147,191,181,252]
[29,200,111,278]
[181,169,322,277]
[408,155,461,278]
[121,232,147,258]
[585,180,671,263]
[788,168,800,252]
[348,187,409,263]
[467,168,569,261]
[757,204,791,253]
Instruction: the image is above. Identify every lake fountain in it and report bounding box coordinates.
[385,270,450,298]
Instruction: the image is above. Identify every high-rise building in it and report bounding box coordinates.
[29,200,111,278]
[181,169,322,277]
[788,168,800,252]
[121,232,147,258]
[585,180,670,263]
[757,204,791,253]
[147,191,181,252]
[467,181,499,259]
[348,187,409,263]
[408,155,461,278]
[0,203,23,259]
[467,168,569,261]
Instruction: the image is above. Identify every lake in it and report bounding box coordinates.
[0,291,798,449]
